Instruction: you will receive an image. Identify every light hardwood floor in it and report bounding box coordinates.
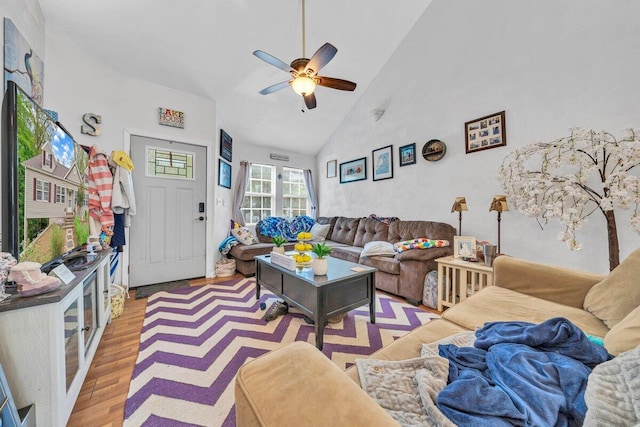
[67,273,437,426]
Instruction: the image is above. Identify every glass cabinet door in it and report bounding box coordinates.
[63,299,80,392]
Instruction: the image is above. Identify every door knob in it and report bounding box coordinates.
[195,216,205,221]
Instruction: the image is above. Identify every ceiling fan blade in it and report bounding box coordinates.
[304,43,337,75]
[315,76,357,91]
[304,93,317,109]
[259,80,291,95]
[253,50,296,73]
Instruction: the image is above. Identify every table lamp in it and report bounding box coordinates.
[489,195,509,254]
[451,197,468,236]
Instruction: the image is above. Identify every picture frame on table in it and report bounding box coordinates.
[339,157,367,184]
[465,110,506,154]
[220,129,233,162]
[372,145,393,181]
[453,236,477,259]
[399,143,416,167]
[218,158,232,189]
[327,159,337,178]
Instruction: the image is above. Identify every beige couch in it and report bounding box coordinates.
[234,250,640,426]
[228,216,456,305]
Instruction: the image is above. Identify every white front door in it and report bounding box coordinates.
[129,136,207,287]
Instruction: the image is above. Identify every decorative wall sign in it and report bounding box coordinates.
[372,145,393,181]
[220,129,233,162]
[422,139,447,162]
[399,143,416,167]
[158,107,185,128]
[81,113,102,136]
[218,159,232,189]
[465,111,506,154]
[339,157,367,184]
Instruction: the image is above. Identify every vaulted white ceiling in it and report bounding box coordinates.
[38,0,432,155]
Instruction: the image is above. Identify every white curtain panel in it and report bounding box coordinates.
[232,161,251,226]
[303,169,318,220]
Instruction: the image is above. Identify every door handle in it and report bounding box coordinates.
[195,216,205,221]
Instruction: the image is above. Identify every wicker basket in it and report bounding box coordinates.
[215,258,236,277]
[110,284,127,319]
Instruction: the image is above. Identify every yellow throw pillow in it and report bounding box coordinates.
[604,305,640,356]
[584,248,640,329]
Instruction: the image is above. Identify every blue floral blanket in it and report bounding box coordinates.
[437,317,612,427]
[258,216,315,241]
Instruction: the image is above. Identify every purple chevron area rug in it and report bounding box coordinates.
[123,277,437,426]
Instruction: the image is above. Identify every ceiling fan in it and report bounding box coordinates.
[253,0,357,110]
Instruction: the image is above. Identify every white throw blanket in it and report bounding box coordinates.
[356,332,475,427]
[584,344,640,426]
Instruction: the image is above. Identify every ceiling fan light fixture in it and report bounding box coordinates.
[291,76,316,96]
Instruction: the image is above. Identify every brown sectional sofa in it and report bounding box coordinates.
[324,216,455,304]
[227,216,456,304]
[235,252,640,426]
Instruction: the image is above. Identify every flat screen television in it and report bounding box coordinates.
[1,80,89,263]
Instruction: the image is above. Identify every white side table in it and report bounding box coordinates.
[436,256,494,311]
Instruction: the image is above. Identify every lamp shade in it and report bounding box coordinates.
[489,195,509,212]
[291,76,316,96]
[451,197,468,213]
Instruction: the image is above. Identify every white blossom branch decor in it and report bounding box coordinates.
[499,128,640,270]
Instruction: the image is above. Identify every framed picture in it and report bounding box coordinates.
[218,159,231,189]
[327,159,337,178]
[339,157,367,184]
[220,129,233,162]
[465,110,506,154]
[399,143,416,167]
[372,145,393,181]
[454,236,477,259]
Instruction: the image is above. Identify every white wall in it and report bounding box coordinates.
[317,0,640,274]
[43,28,219,279]
[210,136,317,254]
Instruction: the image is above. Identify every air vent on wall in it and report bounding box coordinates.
[270,153,290,162]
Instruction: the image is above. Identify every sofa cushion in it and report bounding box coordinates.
[309,223,331,241]
[493,256,604,309]
[393,238,449,252]
[584,248,640,329]
[442,286,610,338]
[359,255,401,275]
[329,217,361,245]
[231,227,258,245]
[604,304,640,356]
[229,243,285,261]
[330,246,362,264]
[360,241,396,257]
[388,220,456,243]
[353,217,389,247]
[236,342,398,426]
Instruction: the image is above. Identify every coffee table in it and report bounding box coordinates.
[255,254,377,350]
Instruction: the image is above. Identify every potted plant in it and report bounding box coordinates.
[271,235,286,254]
[311,243,332,275]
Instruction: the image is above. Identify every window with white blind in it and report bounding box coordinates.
[282,167,308,218]
[241,164,274,225]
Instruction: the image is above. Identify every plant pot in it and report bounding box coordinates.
[312,258,328,275]
[273,246,285,254]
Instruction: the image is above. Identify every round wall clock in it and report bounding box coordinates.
[422,139,447,161]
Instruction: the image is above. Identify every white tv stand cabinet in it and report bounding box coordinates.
[0,250,113,427]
